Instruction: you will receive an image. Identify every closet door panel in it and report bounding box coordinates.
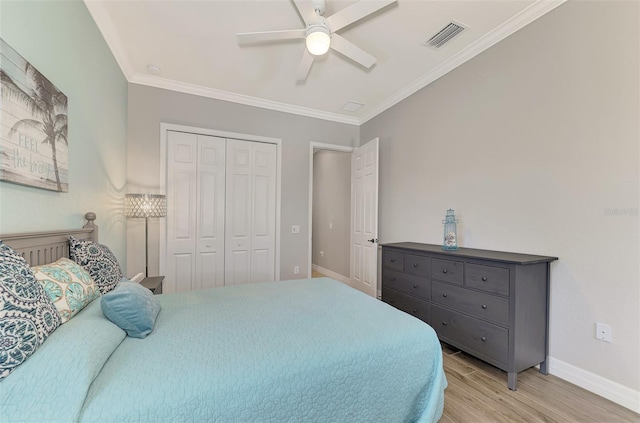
[196,135,226,289]
[251,142,277,282]
[173,253,194,290]
[225,140,253,285]
[167,131,197,293]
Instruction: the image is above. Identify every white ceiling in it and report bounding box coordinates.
[85,0,565,125]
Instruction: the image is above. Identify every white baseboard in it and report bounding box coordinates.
[548,357,640,413]
[312,264,351,286]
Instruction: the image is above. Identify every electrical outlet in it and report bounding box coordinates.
[293,265,300,275]
[596,322,612,343]
[291,225,300,234]
[319,251,324,258]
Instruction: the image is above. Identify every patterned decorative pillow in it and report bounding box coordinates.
[32,258,100,323]
[69,237,123,295]
[0,241,62,380]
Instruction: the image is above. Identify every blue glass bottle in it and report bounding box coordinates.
[442,209,459,250]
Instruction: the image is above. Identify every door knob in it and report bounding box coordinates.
[367,238,378,243]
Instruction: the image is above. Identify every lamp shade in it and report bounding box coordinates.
[125,194,167,218]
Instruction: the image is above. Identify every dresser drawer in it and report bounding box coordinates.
[466,263,510,296]
[431,281,508,326]
[383,288,430,324]
[404,254,430,277]
[432,258,464,285]
[431,305,508,366]
[383,269,430,300]
[383,250,404,270]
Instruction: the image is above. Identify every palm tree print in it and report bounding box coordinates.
[1,62,68,192]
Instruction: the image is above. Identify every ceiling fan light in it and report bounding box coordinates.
[306,28,331,56]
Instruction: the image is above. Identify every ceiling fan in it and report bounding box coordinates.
[236,0,397,82]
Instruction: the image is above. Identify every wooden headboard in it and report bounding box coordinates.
[0,212,98,266]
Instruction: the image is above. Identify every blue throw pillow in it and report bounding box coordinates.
[101,280,160,338]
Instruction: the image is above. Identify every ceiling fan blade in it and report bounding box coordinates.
[293,0,320,26]
[325,0,396,32]
[330,34,376,68]
[236,29,306,44]
[296,49,314,82]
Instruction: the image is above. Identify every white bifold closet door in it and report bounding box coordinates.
[167,132,226,292]
[225,140,277,285]
[166,132,276,293]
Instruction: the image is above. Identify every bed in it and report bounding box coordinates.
[0,215,446,422]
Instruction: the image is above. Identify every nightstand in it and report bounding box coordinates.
[140,276,164,295]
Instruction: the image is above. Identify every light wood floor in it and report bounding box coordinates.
[311,270,325,278]
[441,343,640,422]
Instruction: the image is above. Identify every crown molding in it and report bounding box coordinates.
[83,0,135,80]
[85,0,565,127]
[84,0,358,125]
[359,0,567,124]
[129,73,360,126]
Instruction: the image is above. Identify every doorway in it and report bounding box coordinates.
[308,139,380,297]
[308,143,353,285]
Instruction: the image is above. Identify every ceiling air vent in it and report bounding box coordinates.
[423,21,467,50]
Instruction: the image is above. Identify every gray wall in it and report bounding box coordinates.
[312,150,351,277]
[361,1,639,393]
[127,84,359,280]
[0,0,128,264]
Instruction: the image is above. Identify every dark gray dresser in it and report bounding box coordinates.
[381,242,557,390]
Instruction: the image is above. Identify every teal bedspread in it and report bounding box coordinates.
[1,278,446,422]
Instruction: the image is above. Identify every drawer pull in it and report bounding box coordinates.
[481,336,486,342]
[390,277,396,282]
[482,276,488,281]
[390,258,396,263]
[413,284,418,289]
[390,300,395,304]
[442,321,447,326]
[482,304,487,309]
[413,263,419,268]
[412,309,417,314]
[442,293,448,298]
[442,269,448,274]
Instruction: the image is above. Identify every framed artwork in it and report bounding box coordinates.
[1,37,68,192]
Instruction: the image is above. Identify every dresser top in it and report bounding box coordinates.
[381,242,558,265]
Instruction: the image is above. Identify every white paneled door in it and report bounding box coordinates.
[166,132,226,292]
[166,131,276,292]
[225,139,277,285]
[196,135,226,290]
[350,137,379,297]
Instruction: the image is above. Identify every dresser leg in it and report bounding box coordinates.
[508,372,518,390]
[539,359,549,375]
